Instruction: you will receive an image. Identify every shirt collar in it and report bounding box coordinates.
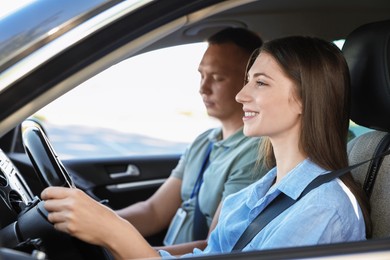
[207,127,247,149]
[276,158,329,200]
[247,158,329,209]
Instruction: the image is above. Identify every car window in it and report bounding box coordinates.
[33,42,220,159]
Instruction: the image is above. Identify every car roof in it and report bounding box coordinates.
[2,0,389,70]
[149,0,390,51]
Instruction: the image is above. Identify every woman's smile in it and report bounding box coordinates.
[243,110,259,120]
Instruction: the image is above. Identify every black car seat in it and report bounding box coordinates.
[343,19,390,238]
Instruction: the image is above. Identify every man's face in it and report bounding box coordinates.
[198,43,249,122]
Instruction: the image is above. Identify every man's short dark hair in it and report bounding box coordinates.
[207,27,263,55]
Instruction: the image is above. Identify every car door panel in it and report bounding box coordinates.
[62,155,180,210]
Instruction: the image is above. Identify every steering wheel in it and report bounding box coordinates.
[18,123,112,259]
[22,123,74,188]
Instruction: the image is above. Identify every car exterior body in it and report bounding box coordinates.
[0,0,390,259]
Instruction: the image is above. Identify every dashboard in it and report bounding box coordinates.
[0,148,33,227]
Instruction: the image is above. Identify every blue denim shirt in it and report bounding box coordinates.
[160,159,366,258]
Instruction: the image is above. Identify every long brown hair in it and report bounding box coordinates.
[252,36,371,237]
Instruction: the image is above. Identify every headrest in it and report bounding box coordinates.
[342,20,390,132]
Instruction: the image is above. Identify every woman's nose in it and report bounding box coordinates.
[236,83,249,103]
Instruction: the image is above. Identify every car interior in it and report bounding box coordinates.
[0,0,390,259]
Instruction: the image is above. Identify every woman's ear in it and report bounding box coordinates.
[289,91,303,115]
[296,99,303,115]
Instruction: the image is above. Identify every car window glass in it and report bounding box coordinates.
[33,43,220,159]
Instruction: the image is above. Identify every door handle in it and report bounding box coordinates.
[109,164,140,179]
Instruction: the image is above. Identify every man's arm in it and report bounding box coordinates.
[209,201,222,233]
[116,176,182,237]
[154,201,223,256]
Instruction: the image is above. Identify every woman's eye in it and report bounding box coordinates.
[256,80,266,86]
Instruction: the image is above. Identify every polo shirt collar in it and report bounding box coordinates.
[207,127,246,149]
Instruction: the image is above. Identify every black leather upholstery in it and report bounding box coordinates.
[342,19,390,132]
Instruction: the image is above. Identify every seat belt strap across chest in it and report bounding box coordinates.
[193,142,213,240]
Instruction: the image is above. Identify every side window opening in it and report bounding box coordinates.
[33,42,220,159]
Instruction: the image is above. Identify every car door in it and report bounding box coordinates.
[0,0,226,250]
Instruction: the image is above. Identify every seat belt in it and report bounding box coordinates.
[232,148,390,251]
[364,133,390,197]
[192,142,213,240]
